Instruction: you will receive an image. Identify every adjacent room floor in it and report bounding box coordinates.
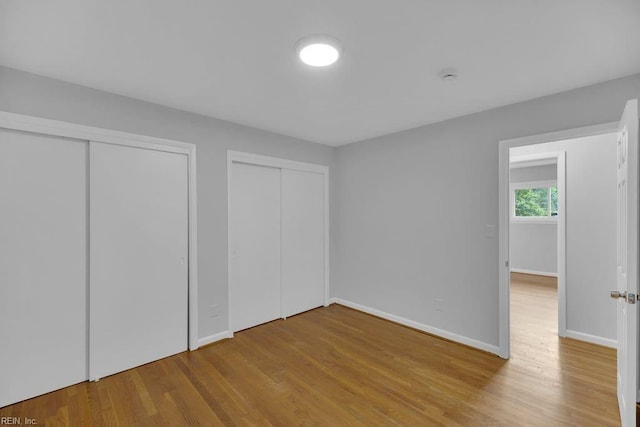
[1,276,618,425]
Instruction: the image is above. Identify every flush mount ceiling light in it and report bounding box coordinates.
[295,34,342,67]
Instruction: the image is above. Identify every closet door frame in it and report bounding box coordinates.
[227,150,330,337]
[0,111,200,351]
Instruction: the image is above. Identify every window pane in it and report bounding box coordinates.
[515,188,548,217]
[550,186,558,216]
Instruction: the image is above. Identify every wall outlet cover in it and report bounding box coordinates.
[485,224,497,238]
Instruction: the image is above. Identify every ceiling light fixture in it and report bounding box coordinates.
[295,34,342,67]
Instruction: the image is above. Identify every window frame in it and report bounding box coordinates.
[510,180,558,224]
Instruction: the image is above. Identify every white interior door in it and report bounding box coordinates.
[613,99,639,427]
[281,169,325,318]
[229,162,281,332]
[0,129,88,407]
[90,141,188,380]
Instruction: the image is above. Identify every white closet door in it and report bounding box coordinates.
[89,142,188,380]
[281,169,325,317]
[0,129,88,407]
[230,162,281,332]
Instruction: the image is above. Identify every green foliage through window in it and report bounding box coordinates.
[514,186,557,218]
[550,187,558,216]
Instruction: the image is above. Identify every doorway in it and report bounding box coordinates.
[508,151,569,365]
[508,152,566,347]
[498,122,619,359]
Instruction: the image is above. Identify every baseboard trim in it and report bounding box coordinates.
[565,329,616,349]
[329,297,500,356]
[197,330,232,348]
[510,268,557,277]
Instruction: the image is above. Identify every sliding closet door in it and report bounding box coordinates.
[229,162,281,332]
[281,169,325,317]
[90,142,188,380]
[0,129,88,407]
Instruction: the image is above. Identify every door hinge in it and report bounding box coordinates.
[505,260,509,268]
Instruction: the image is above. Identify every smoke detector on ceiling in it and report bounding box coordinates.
[439,68,458,82]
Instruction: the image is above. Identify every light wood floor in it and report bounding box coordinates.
[1,274,619,426]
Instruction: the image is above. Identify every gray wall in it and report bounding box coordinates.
[510,164,558,275]
[2,64,638,350]
[512,133,618,342]
[334,73,640,348]
[0,66,336,341]
[510,224,557,275]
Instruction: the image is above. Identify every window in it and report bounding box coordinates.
[511,181,558,222]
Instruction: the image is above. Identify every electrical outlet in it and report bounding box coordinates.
[485,224,497,238]
[434,298,444,312]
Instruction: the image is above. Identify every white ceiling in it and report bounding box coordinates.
[1,1,639,146]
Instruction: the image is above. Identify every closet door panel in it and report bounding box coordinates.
[0,129,88,407]
[281,169,325,317]
[229,162,281,332]
[89,142,188,380]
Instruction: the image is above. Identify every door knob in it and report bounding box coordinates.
[611,290,637,304]
[611,290,627,300]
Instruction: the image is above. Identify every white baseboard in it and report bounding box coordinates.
[329,297,500,356]
[510,268,557,277]
[197,330,232,348]
[565,330,616,349]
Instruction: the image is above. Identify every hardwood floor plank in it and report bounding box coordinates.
[152,391,192,427]
[66,384,92,427]
[0,274,619,425]
[173,357,236,426]
[128,370,158,417]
